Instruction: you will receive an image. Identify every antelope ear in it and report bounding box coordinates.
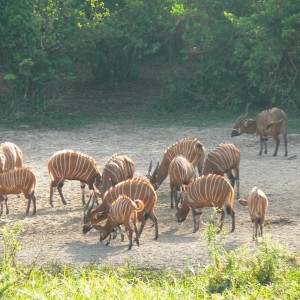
[238,199,248,207]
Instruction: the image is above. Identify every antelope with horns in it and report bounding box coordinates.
[83,177,158,241]
[175,174,235,233]
[48,150,102,207]
[92,195,145,250]
[101,154,136,196]
[231,104,288,156]
[239,187,268,239]
[147,138,206,190]
[0,142,24,172]
[168,155,196,209]
[0,167,37,216]
[203,143,240,199]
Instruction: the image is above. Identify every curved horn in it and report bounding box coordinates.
[148,160,153,176]
[153,161,159,175]
[84,191,96,216]
[235,103,250,124]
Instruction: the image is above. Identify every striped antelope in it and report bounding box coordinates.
[203,143,240,198]
[175,174,235,233]
[231,104,288,156]
[147,138,206,190]
[168,155,196,209]
[83,177,158,241]
[101,154,136,196]
[0,142,24,172]
[48,150,102,207]
[92,195,145,250]
[239,187,268,239]
[0,167,37,216]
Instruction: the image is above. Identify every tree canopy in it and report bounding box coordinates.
[0,0,299,115]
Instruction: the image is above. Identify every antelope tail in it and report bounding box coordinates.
[225,185,235,215]
[133,199,145,212]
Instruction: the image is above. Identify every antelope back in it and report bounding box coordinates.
[246,187,268,220]
[168,155,196,185]
[1,142,23,168]
[256,108,288,136]
[108,195,144,224]
[0,167,37,196]
[164,138,205,167]
[185,174,234,209]
[102,155,136,193]
[48,150,101,182]
[203,144,240,175]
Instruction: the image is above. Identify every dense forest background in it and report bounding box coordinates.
[0,0,299,124]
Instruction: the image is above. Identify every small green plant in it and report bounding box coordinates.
[0,222,23,267]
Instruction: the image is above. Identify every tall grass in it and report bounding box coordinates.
[1,220,300,299]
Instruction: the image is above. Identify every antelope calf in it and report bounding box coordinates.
[48,150,102,207]
[147,138,206,190]
[239,187,268,239]
[231,104,288,156]
[168,155,196,209]
[101,154,136,196]
[175,174,235,233]
[0,167,37,216]
[203,143,240,198]
[92,195,144,250]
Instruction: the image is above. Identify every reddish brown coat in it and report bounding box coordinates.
[83,177,158,240]
[0,167,37,216]
[48,150,102,207]
[239,187,268,238]
[176,174,235,233]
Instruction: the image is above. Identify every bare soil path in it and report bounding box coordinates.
[0,122,299,270]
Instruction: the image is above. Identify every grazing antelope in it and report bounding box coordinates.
[168,155,196,209]
[0,142,24,172]
[92,195,144,250]
[239,187,268,239]
[175,174,235,233]
[203,143,240,198]
[48,150,102,207]
[101,154,136,196]
[83,177,158,241]
[231,104,288,156]
[0,167,37,216]
[147,138,206,190]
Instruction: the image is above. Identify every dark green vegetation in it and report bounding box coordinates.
[0,0,300,128]
[1,217,300,299]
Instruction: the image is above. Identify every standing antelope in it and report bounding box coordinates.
[101,154,136,196]
[203,143,240,198]
[83,177,158,241]
[92,195,144,250]
[147,138,206,190]
[175,174,235,233]
[0,142,24,172]
[239,187,268,239]
[168,155,196,209]
[0,167,37,216]
[231,104,288,156]
[48,150,102,207]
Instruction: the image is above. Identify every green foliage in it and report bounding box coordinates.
[0,0,300,122]
[0,220,300,298]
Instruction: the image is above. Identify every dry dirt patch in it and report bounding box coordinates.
[0,122,299,270]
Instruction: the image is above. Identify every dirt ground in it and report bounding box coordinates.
[0,121,299,270]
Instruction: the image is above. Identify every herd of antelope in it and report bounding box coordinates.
[0,105,289,250]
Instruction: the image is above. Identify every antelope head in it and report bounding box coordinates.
[231,103,252,137]
[146,159,160,190]
[83,191,97,234]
